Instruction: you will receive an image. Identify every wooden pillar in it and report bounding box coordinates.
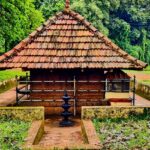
[132,75,136,106]
[15,75,19,105]
[73,75,76,116]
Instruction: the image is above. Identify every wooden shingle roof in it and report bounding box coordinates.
[0,8,147,69]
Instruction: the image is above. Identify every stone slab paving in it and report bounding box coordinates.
[38,116,84,147]
[134,94,150,106]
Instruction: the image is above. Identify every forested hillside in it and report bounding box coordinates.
[0,0,150,64]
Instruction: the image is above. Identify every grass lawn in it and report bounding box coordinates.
[0,117,30,150]
[124,66,150,85]
[94,115,150,150]
[141,80,150,85]
[0,69,26,82]
[124,65,150,74]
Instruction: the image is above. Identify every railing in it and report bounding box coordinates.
[102,77,136,105]
[16,73,78,115]
[15,74,136,111]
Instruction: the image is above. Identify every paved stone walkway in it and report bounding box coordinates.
[134,94,150,106]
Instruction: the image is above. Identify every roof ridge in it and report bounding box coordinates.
[65,0,70,10]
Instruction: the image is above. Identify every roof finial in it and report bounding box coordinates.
[65,0,70,10]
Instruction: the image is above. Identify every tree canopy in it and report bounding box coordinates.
[0,0,44,52]
[0,0,150,64]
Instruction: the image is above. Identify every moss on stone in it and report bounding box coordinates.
[81,120,89,144]
[33,121,45,145]
[82,106,150,120]
[0,107,44,121]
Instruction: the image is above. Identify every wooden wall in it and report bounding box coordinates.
[23,69,105,114]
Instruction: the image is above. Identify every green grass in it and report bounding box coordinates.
[93,114,150,150]
[144,65,150,71]
[124,65,150,74]
[0,69,26,82]
[124,65,150,84]
[0,116,31,150]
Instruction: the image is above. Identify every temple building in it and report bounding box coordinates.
[0,0,147,114]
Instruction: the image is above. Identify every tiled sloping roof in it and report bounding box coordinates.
[0,9,147,69]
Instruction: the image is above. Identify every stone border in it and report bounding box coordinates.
[0,107,45,149]
[28,119,102,150]
[23,118,102,149]
[81,120,102,149]
[0,107,44,121]
[23,120,44,149]
[81,106,150,150]
[82,106,150,120]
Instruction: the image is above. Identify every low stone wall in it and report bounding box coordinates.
[81,120,101,149]
[136,82,150,100]
[23,120,44,148]
[0,78,16,93]
[0,107,44,121]
[82,106,150,120]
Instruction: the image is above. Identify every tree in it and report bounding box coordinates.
[108,18,130,50]
[40,0,64,19]
[0,0,44,52]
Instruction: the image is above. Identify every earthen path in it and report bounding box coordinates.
[0,85,26,106]
[0,86,17,106]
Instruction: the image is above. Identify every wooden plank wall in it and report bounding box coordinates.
[25,69,105,114]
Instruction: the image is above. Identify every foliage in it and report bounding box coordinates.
[124,65,150,73]
[0,69,26,81]
[144,65,150,71]
[0,117,30,150]
[0,0,44,52]
[39,0,65,19]
[93,114,150,150]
